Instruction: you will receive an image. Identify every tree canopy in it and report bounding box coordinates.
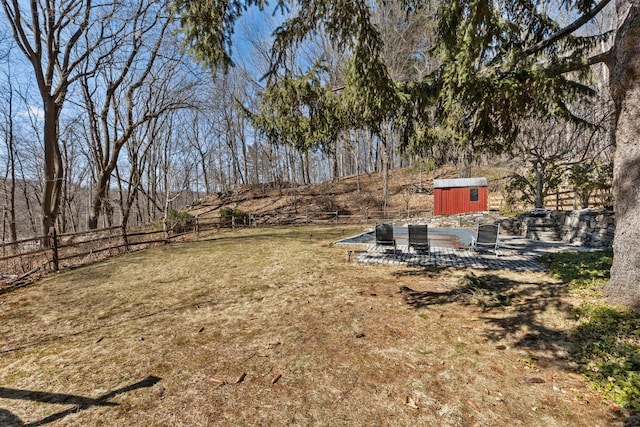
[173,0,610,148]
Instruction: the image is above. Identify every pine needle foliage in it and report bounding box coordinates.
[432,0,606,152]
[172,0,611,155]
[247,64,344,152]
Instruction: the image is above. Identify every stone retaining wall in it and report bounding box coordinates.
[405,209,615,248]
[500,209,614,248]
[403,212,505,229]
[558,209,615,248]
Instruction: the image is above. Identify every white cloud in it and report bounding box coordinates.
[18,105,45,121]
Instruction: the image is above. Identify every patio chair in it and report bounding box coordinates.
[408,224,430,254]
[471,223,500,255]
[375,223,397,253]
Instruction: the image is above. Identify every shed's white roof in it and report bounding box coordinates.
[433,177,488,188]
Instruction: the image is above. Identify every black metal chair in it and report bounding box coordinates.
[471,223,500,255]
[408,224,430,254]
[375,223,397,253]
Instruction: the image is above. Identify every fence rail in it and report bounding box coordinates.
[488,188,612,212]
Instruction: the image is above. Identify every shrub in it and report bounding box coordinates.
[165,209,195,233]
[572,303,640,410]
[547,250,612,296]
[548,251,640,409]
[220,207,248,227]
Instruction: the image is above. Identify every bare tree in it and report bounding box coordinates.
[79,3,189,229]
[0,58,17,242]
[1,0,124,238]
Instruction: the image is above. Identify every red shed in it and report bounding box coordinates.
[433,178,488,215]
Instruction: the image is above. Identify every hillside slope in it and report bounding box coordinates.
[188,166,467,223]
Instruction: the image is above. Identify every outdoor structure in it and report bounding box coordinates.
[433,178,488,215]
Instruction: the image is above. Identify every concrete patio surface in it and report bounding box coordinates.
[348,235,599,272]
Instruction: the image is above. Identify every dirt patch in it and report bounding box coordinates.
[0,226,624,426]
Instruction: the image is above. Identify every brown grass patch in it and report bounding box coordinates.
[0,226,623,426]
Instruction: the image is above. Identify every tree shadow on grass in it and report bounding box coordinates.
[0,376,160,426]
[395,267,640,423]
[397,271,577,358]
[393,265,451,279]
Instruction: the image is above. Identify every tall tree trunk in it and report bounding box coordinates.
[238,119,249,185]
[381,136,390,213]
[5,84,17,242]
[605,0,640,308]
[304,150,311,184]
[332,145,339,182]
[534,162,544,209]
[42,100,63,239]
[88,170,111,229]
[458,144,474,178]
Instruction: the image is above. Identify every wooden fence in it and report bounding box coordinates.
[0,226,167,289]
[248,208,435,225]
[0,207,442,290]
[488,188,613,212]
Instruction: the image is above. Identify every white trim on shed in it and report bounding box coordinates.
[433,178,488,189]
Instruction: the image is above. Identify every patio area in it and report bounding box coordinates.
[338,228,597,272]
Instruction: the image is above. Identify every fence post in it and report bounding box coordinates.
[50,227,59,272]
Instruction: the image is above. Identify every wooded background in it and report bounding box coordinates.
[0,0,615,243]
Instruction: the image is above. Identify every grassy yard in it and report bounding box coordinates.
[0,226,634,426]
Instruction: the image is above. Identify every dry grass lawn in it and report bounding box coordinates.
[0,226,625,426]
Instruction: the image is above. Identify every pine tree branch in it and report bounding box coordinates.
[546,48,613,74]
[522,0,613,57]
[587,49,613,66]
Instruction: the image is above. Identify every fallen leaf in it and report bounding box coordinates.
[567,373,583,381]
[525,377,546,384]
[467,400,480,411]
[490,365,505,376]
[236,372,247,384]
[495,345,507,350]
[407,398,418,409]
[271,374,282,384]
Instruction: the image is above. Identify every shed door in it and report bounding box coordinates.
[441,188,455,214]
